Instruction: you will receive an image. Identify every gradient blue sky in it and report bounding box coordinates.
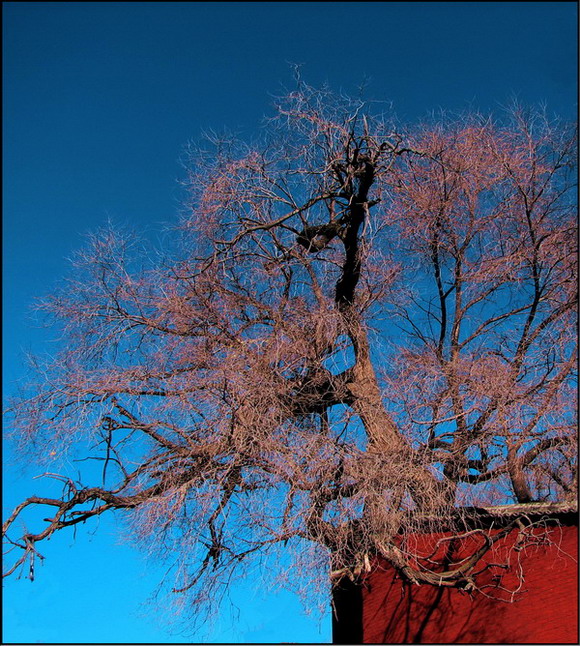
[3,2,577,644]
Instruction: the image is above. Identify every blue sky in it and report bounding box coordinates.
[3,2,577,644]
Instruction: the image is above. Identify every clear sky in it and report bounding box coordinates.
[3,2,577,644]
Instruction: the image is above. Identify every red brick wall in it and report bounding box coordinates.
[362,523,578,644]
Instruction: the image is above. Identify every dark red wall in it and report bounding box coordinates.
[361,523,578,644]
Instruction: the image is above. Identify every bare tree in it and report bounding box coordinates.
[3,82,577,620]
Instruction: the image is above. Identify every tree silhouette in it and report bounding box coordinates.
[4,83,577,618]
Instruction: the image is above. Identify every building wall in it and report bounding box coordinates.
[360,523,578,644]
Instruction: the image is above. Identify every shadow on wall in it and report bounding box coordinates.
[333,516,578,644]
